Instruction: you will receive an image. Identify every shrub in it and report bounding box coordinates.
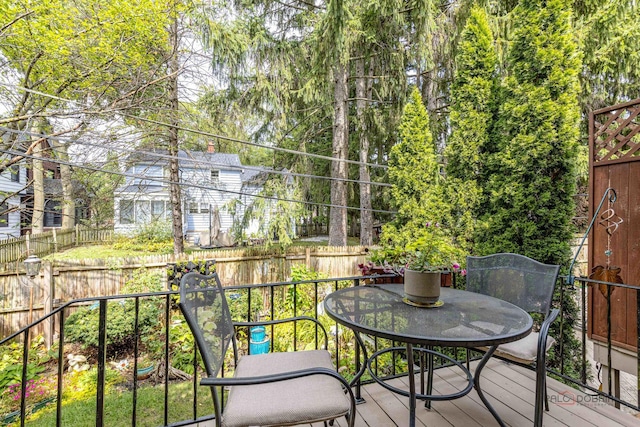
[65,268,165,358]
[64,299,162,359]
[113,219,173,253]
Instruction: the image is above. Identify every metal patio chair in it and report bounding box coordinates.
[178,272,356,427]
[466,253,560,427]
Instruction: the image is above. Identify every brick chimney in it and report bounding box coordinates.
[207,141,215,153]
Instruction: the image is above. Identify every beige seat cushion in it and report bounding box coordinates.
[479,331,556,364]
[221,350,351,427]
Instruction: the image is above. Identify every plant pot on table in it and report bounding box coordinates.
[403,269,442,304]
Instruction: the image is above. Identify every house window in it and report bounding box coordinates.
[189,202,199,214]
[0,203,8,228]
[151,200,166,220]
[200,203,209,213]
[120,200,134,224]
[10,166,19,182]
[44,200,62,227]
[210,170,220,186]
[75,200,89,222]
[136,201,150,224]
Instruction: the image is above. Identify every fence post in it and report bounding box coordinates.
[52,228,58,253]
[42,261,54,349]
[75,224,79,246]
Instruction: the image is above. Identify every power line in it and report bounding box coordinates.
[0,126,391,188]
[0,83,389,170]
[0,148,397,215]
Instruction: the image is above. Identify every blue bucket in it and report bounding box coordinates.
[251,326,266,341]
[250,326,269,354]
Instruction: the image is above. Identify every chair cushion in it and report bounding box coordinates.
[483,331,556,364]
[221,350,351,427]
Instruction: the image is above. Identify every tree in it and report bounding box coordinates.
[73,152,124,228]
[0,0,172,234]
[478,0,580,263]
[477,0,582,377]
[167,7,184,254]
[381,87,441,247]
[444,6,497,252]
[232,174,305,249]
[575,0,640,116]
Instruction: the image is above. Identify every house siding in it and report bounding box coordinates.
[113,150,271,246]
[0,164,26,238]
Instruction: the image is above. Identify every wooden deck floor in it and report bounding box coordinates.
[194,359,640,427]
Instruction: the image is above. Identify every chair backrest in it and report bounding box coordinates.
[466,253,560,316]
[178,272,236,378]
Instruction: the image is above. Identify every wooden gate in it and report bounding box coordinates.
[588,98,640,350]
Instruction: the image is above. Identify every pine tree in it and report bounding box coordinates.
[444,6,497,252]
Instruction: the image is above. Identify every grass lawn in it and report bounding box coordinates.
[24,381,214,426]
[43,236,361,261]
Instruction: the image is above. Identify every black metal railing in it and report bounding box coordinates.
[0,275,371,427]
[1,272,638,426]
[554,273,640,412]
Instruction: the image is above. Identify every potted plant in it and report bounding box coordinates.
[362,222,465,304]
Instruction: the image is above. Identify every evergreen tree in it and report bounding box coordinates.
[477,0,582,377]
[381,87,441,247]
[479,0,580,263]
[444,6,497,252]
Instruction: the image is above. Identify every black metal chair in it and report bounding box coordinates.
[178,271,356,427]
[466,253,560,427]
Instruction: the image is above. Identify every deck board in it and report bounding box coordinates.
[191,359,640,427]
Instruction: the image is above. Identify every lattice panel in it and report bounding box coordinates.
[593,102,640,163]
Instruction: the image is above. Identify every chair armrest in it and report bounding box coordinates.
[234,316,330,349]
[537,307,559,357]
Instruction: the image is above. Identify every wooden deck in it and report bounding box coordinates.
[194,359,640,427]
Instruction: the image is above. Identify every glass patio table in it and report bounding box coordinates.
[324,283,533,427]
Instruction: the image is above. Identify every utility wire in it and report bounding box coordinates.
[0,83,389,170]
[0,126,391,188]
[0,148,397,215]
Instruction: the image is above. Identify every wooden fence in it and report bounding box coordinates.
[0,246,369,340]
[0,226,114,265]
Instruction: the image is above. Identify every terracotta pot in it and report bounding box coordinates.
[403,269,441,304]
[440,271,452,287]
[364,266,403,284]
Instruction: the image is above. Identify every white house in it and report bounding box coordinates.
[113,145,272,246]
[0,161,26,239]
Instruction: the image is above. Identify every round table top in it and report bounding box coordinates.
[324,284,533,347]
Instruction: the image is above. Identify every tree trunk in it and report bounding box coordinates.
[55,140,75,229]
[168,13,184,254]
[31,139,44,235]
[328,63,348,247]
[356,57,373,246]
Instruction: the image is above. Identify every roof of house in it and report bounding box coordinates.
[178,151,242,168]
[242,168,268,184]
[117,149,275,194]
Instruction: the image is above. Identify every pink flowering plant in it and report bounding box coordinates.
[1,376,57,414]
[362,221,466,276]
